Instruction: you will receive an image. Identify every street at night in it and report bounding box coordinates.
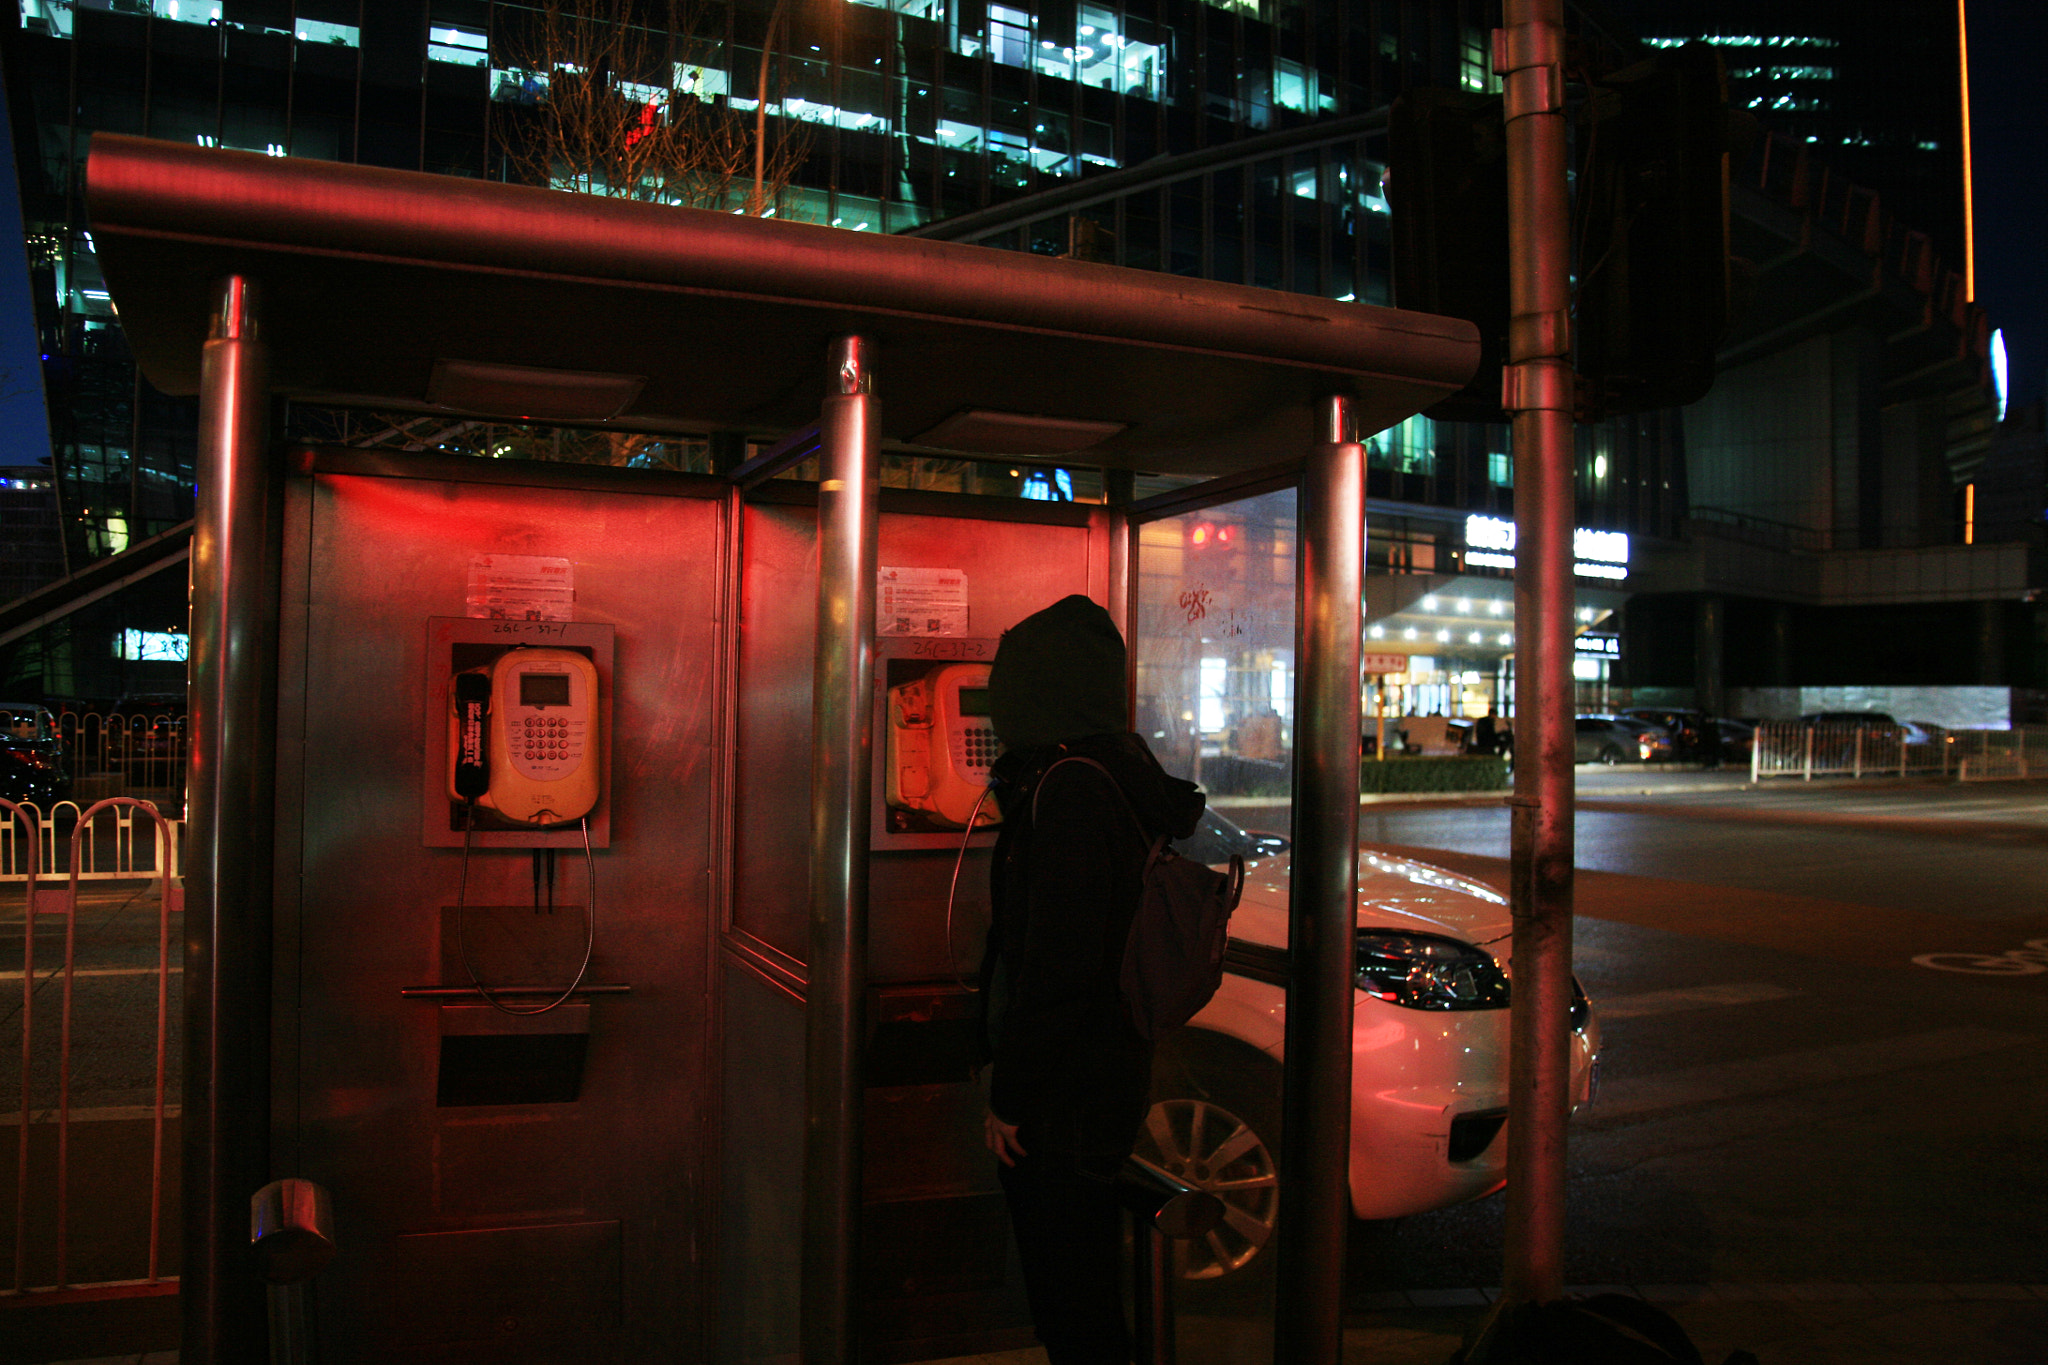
[1184,770,2048,1364]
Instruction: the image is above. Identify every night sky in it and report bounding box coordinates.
[1967,0,2045,410]
[0,0,2038,480]
[0,53,47,472]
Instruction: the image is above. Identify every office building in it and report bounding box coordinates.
[0,0,2014,722]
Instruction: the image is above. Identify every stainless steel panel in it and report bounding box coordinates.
[724,493,1111,1363]
[716,956,805,1365]
[282,464,723,1363]
[365,1219,623,1347]
[731,501,1111,983]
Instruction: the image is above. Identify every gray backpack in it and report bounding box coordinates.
[1035,757,1246,1040]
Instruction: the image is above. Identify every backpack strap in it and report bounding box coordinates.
[1030,755,1153,848]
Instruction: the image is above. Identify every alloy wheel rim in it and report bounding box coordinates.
[1136,1096,1281,1280]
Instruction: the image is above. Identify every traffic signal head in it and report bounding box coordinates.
[1574,43,1740,419]
[1389,90,1511,424]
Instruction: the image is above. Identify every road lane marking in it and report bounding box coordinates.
[1595,982,1800,1019]
[1913,938,2048,974]
[1590,1026,2030,1121]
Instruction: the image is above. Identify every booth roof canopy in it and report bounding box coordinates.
[86,134,1479,477]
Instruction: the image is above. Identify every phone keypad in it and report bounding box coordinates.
[515,713,583,774]
[957,722,1000,775]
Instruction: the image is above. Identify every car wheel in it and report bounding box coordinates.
[1136,1031,1283,1283]
[1597,745,1622,765]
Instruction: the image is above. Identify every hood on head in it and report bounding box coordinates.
[988,594,1128,751]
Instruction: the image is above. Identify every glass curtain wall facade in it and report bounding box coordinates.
[4,0,1676,612]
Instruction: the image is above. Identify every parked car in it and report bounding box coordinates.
[1714,717,1757,763]
[1619,707,1714,761]
[0,703,69,806]
[1797,710,1903,738]
[1573,714,1672,765]
[1900,719,1954,746]
[1145,809,1602,1280]
[105,694,188,787]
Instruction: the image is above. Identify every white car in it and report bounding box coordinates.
[1135,811,1602,1280]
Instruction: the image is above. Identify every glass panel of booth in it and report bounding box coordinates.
[1133,488,1298,824]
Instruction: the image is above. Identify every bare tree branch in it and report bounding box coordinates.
[492,0,808,212]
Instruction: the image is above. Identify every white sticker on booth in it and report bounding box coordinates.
[466,553,576,621]
[878,566,969,637]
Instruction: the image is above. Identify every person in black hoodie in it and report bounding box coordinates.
[978,595,1206,1365]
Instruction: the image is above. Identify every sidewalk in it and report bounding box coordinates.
[905,1280,2048,1365]
[42,1279,2048,1365]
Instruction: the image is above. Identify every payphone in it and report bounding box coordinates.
[448,646,603,828]
[885,661,1002,831]
[425,618,616,1019]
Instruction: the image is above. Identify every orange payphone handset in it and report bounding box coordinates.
[448,646,602,827]
[886,662,1001,829]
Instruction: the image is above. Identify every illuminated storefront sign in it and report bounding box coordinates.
[1464,514,1629,581]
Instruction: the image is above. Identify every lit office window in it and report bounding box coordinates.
[1729,65,1835,81]
[1460,26,1495,93]
[20,0,73,38]
[1273,59,1315,114]
[295,19,361,47]
[1368,414,1437,478]
[429,23,489,67]
[989,6,1033,68]
[845,0,945,18]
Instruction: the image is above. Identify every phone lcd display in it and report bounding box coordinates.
[957,686,991,716]
[521,672,572,707]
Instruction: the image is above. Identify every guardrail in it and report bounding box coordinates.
[1750,723,2048,782]
[3,798,183,1302]
[0,800,182,886]
[52,709,188,811]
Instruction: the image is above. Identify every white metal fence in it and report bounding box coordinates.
[2,798,183,1302]
[53,709,188,811]
[0,800,183,888]
[1750,723,2048,781]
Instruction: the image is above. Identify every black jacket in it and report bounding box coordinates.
[979,730,1205,1162]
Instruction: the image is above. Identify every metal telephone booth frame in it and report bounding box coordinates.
[85,133,1478,1365]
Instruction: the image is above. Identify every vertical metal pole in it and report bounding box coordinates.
[1274,396,1363,1365]
[1495,0,1576,1312]
[801,335,878,1365]
[1130,1220,1175,1365]
[183,275,276,1364]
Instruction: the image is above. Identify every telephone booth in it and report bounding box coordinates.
[85,133,1477,1364]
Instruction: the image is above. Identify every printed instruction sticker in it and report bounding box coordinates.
[466,554,576,621]
[878,566,969,637]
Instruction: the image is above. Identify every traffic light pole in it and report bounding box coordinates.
[1495,0,1576,1316]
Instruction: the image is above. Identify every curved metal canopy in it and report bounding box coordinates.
[87,133,1478,476]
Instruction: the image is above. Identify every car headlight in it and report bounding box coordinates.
[1354,931,1510,1010]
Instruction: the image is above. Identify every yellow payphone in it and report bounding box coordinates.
[886,662,1002,831]
[448,647,603,828]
